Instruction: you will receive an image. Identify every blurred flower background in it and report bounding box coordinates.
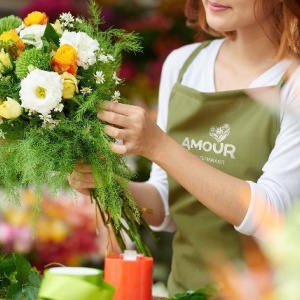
[2,1,300,299]
[0,189,105,271]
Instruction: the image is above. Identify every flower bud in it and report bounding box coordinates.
[51,20,63,35]
[61,72,79,99]
[0,97,22,119]
[0,49,13,74]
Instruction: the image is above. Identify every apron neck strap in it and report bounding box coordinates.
[177,40,211,83]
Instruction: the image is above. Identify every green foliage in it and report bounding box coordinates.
[0,0,153,256]
[0,253,42,300]
[168,286,217,300]
[0,16,22,35]
[15,48,51,79]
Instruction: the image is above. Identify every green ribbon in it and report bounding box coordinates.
[38,267,115,300]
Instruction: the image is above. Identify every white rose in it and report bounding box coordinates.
[19,24,46,50]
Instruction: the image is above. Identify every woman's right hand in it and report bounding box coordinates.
[67,161,95,196]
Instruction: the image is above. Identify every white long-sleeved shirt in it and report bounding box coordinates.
[147,38,300,239]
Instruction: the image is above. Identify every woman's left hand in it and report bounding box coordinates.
[97,101,164,160]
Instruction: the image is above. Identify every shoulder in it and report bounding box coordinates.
[162,43,201,74]
[162,39,225,76]
[281,63,300,112]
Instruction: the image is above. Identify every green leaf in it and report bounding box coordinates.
[13,254,31,285]
[43,23,60,47]
[5,282,22,300]
[1,255,42,300]
[168,286,217,300]
[27,271,42,289]
[0,16,22,35]
[0,257,16,277]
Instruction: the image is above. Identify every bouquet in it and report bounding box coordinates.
[0,0,154,256]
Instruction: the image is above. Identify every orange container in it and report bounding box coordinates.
[104,254,153,300]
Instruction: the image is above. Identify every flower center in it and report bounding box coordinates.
[35,86,46,99]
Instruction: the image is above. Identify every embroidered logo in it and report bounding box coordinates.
[209,123,230,143]
[181,123,236,160]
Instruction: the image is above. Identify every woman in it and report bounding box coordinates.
[69,0,300,295]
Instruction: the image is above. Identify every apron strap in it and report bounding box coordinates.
[176,39,295,89]
[278,59,300,88]
[177,40,212,83]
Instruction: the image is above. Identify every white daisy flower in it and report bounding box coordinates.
[80,86,93,95]
[0,129,6,139]
[60,31,100,69]
[54,103,64,112]
[26,109,35,116]
[39,113,52,122]
[59,12,75,28]
[42,118,60,129]
[94,71,105,84]
[20,69,63,115]
[98,54,109,63]
[0,118,3,124]
[112,90,121,102]
[113,72,122,85]
[107,54,115,61]
[19,25,46,50]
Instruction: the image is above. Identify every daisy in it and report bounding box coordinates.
[59,12,75,29]
[112,90,121,102]
[112,72,122,85]
[0,129,5,139]
[94,71,105,84]
[80,86,93,95]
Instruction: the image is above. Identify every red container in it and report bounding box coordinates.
[104,254,153,300]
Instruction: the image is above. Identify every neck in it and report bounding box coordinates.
[214,21,281,91]
[230,33,277,65]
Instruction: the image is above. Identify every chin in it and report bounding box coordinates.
[206,19,233,33]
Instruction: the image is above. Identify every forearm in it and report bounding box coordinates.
[149,133,251,226]
[128,181,165,226]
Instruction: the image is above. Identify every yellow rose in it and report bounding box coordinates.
[0,97,22,119]
[0,29,25,58]
[24,11,48,26]
[0,48,13,74]
[61,72,79,99]
[52,44,78,75]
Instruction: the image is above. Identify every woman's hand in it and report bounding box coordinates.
[67,162,95,196]
[98,101,165,161]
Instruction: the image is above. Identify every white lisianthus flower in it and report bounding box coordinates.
[20,69,63,115]
[19,25,46,50]
[60,31,100,69]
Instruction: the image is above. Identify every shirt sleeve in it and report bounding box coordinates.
[235,66,300,239]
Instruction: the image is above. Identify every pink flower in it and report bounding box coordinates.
[0,221,14,244]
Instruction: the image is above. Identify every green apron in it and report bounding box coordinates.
[166,41,281,294]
